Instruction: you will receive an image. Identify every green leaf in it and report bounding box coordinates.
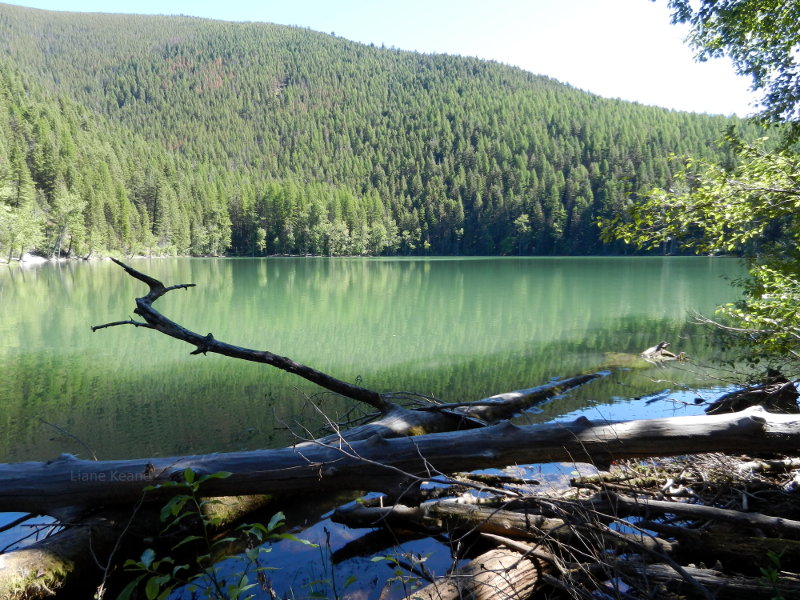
[115,574,146,600]
[245,547,260,561]
[145,575,161,600]
[171,534,203,551]
[140,548,156,570]
[267,511,285,531]
[272,532,317,546]
[163,510,196,531]
[200,470,232,482]
[160,494,190,521]
[182,467,196,485]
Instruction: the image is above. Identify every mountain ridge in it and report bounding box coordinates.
[0,2,753,258]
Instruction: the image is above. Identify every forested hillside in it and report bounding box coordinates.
[0,2,754,257]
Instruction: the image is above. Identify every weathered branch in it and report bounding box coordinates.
[92,258,391,412]
[605,492,800,536]
[452,373,603,422]
[616,562,800,600]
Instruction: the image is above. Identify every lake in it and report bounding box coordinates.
[0,256,746,463]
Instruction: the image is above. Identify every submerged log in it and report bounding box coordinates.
[0,508,150,600]
[3,406,800,515]
[640,340,686,362]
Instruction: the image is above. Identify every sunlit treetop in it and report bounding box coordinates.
[667,0,800,140]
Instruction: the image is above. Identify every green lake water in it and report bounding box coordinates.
[0,256,746,462]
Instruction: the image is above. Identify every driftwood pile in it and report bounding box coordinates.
[331,452,800,599]
[1,259,799,599]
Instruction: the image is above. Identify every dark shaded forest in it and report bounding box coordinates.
[0,3,758,258]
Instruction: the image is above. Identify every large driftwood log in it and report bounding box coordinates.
[2,406,800,515]
[0,508,155,600]
[0,496,273,600]
[399,547,546,600]
[313,372,603,444]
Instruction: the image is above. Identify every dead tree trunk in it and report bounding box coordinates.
[2,406,800,515]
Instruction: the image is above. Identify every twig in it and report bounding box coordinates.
[39,418,98,461]
[93,493,148,599]
[0,513,38,534]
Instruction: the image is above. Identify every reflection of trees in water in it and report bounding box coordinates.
[366,312,727,410]
[0,258,743,462]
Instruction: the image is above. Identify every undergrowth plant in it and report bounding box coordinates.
[117,468,315,600]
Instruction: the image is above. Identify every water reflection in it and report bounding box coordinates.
[0,257,745,461]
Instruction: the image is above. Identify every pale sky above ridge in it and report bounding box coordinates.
[8,0,760,117]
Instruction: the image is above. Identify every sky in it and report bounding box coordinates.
[8,0,759,117]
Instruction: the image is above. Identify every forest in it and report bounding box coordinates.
[0,2,760,259]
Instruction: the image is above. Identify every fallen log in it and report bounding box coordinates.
[0,495,272,600]
[617,562,800,599]
[605,492,800,537]
[0,507,155,600]
[399,547,546,600]
[312,371,603,444]
[332,498,675,555]
[3,406,800,515]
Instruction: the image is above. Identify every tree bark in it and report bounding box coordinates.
[332,500,678,560]
[3,406,799,515]
[399,547,546,600]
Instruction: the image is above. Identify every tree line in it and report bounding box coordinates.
[0,3,761,259]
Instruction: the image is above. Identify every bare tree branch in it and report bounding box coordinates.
[91,258,391,412]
